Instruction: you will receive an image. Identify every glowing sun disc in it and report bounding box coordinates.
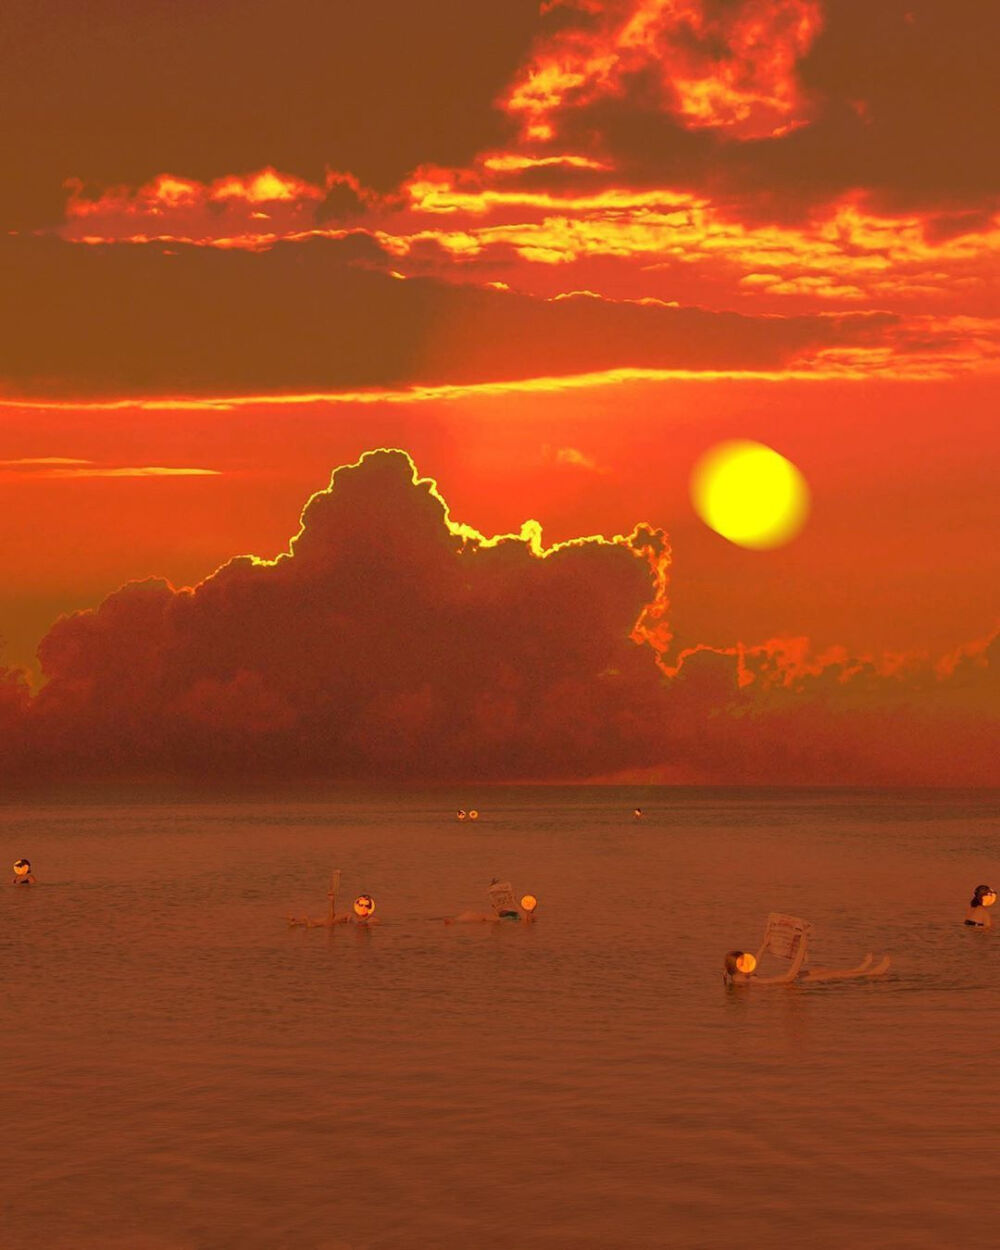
[691,440,810,549]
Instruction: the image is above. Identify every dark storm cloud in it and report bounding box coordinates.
[0,450,995,786]
[0,235,896,399]
[0,0,540,232]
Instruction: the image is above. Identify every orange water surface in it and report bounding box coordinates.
[2,788,998,1249]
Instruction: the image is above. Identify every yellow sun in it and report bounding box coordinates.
[690,440,810,549]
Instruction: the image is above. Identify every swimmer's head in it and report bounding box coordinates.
[971,884,996,908]
[353,894,375,918]
[12,859,31,877]
[724,951,757,979]
[520,894,538,913]
[457,810,467,821]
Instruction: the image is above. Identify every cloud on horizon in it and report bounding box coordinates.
[1,449,995,786]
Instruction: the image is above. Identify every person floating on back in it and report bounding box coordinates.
[288,893,379,928]
[964,884,995,929]
[351,894,378,926]
[723,913,890,985]
[444,879,537,924]
[287,868,380,927]
[11,859,35,885]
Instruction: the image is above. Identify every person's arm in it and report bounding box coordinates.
[751,938,808,984]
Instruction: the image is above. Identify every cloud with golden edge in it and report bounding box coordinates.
[0,457,220,479]
[501,0,823,141]
[0,448,994,787]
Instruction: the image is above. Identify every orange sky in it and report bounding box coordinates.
[0,0,996,784]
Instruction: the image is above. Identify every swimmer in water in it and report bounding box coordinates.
[289,908,379,928]
[964,884,995,929]
[11,859,36,885]
[349,894,380,926]
[723,913,890,985]
[723,946,889,985]
[288,910,349,927]
[444,879,530,924]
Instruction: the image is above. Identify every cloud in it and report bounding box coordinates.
[6,450,670,781]
[54,157,999,344]
[546,445,605,472]
[0,235,898,399]
[548,0,1000,213]
[0,0,541,232]
[502,0,824,142]
[1,449,995,786]
[0,457,219,479]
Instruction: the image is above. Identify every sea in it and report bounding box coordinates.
[2,787,998,1250]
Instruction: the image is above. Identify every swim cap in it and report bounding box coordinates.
[353,894,375,917]
[13,859,30,876]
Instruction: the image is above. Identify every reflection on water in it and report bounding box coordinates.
[2,788,998,1249]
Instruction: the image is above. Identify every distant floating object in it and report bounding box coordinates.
[633,808,643,819]
[735,952,757,974]
[468,810,480,821]
[353,894,376,918]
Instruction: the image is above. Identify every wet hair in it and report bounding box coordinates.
[970,884,993,908]
[13,858,31,872]
[724,951,746,977]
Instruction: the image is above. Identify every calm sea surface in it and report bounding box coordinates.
[2,788,998,1250]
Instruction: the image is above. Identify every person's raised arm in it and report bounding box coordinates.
[752,936,808,984]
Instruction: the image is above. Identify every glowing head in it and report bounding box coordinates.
[353,894,376,918]
[521,895,538,913]
[725,950,757,977]
[691,440,810,549]
[13,859,31,877]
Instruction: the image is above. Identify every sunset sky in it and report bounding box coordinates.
[1,0,996,784]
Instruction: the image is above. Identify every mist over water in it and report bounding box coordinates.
[2,788,998,1249]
